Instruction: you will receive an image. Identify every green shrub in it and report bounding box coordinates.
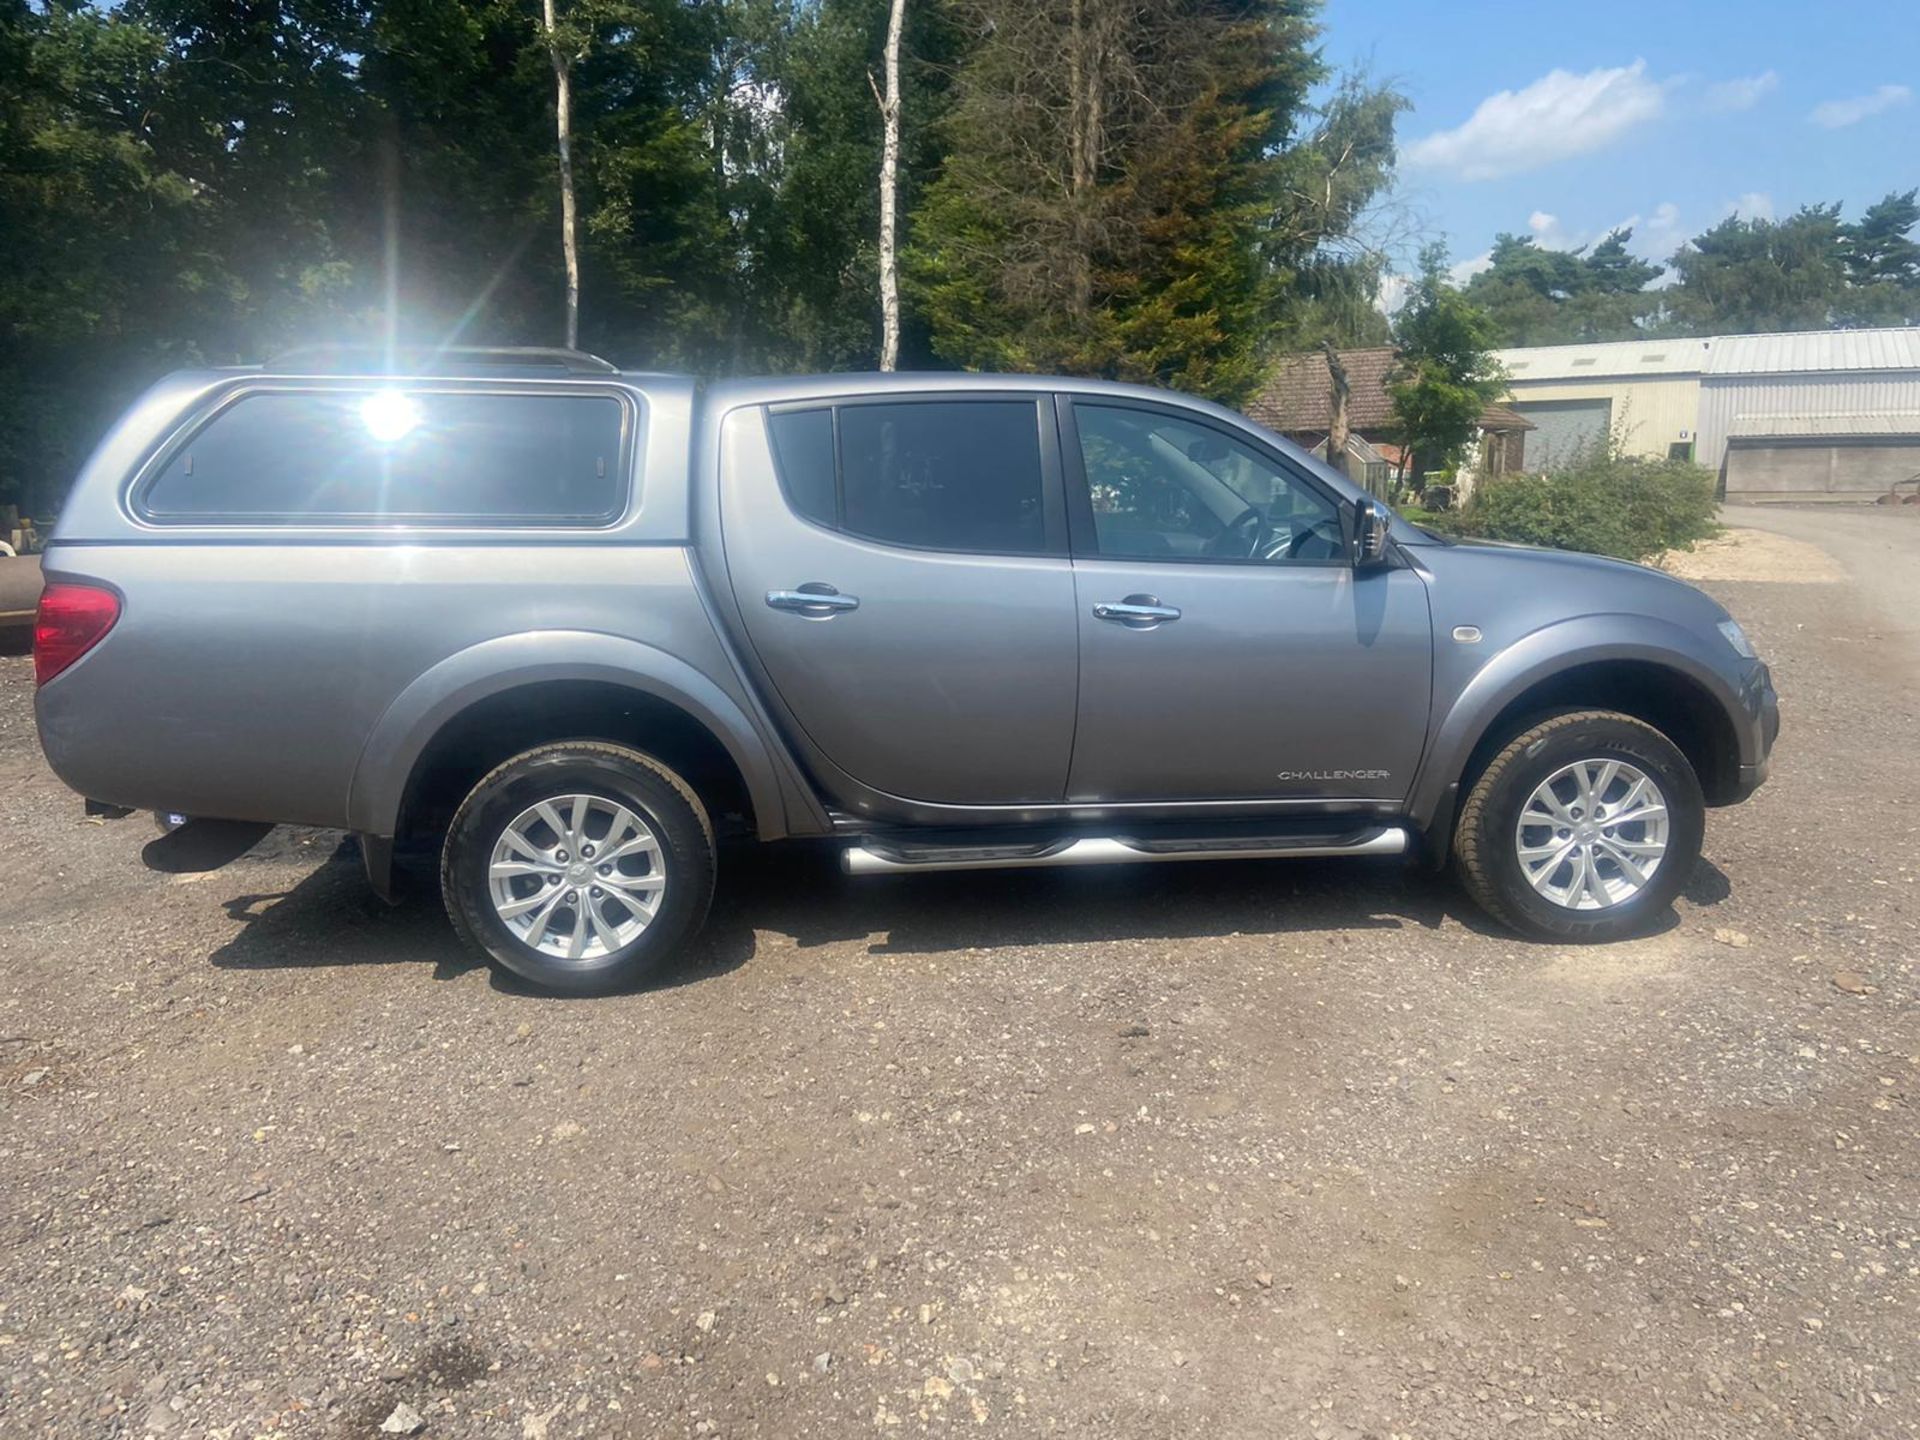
[1421,454,1719,563]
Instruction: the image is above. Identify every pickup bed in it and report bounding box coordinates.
[36,348,1777,991]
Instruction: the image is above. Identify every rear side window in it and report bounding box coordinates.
[142,389,628,524]
[766,407,837,527]
[766,399,1047,554]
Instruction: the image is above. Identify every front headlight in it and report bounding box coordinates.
[1717,618,1757,659]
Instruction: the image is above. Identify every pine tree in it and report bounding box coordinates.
[1842,189,1920,286]
[1661,204,1847,335]
[1837,189,1920,325]
[908,0,1391,403]
[1463,229,1661,346]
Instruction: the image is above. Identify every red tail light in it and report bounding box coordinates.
[34,583,121,687]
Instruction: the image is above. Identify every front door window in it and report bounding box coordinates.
[1075,403,1345,563]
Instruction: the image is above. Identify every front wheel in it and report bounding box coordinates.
[441,742,715,994]
[1453,710,1705,942]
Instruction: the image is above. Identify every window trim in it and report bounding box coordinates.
[1057,394,1356,569]
[129,377,639,529]
[763,393,1069,558]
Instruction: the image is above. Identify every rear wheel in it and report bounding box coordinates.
[441,742,715,994]
[1454,710,1704,942]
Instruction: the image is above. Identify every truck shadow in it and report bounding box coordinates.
[207,844,483,982]
[204,833,1715,993]
[716,842,1464,957]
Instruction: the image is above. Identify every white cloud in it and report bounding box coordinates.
[1635,202,1683,278]
[1704,71,1778,113]
[1601,202,1680,257]
[1809,84,1912,129]
[1403,61,1668,181]
[1527,210,1579,249]
[1448,252,1493,286]
[1642,200,1681,241]
[1727,192,1775,222]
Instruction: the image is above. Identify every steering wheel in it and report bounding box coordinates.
[1283,516,1346,561]
[1207,504,1269,558]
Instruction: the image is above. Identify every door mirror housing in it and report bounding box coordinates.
[1352,497,1391,567]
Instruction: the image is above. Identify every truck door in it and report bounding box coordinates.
[1058,396,1432,805]
[717,395,1079,807]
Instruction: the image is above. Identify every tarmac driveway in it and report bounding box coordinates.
[1,509,1915,1439]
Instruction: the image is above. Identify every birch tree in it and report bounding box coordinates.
[540,0,585,349]
[872,0,907,369]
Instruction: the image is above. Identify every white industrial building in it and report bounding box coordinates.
[1697,328,1920,503]
[1496,339,1708,470]
[1495,326,1920,503]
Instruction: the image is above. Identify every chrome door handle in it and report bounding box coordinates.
[766,586,860,615]
[1093,598,1181,625]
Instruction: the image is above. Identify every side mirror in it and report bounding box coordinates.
[1353,497,1391,567]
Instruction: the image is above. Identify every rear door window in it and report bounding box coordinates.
[766,407,838,528]
[142,389,628,524]
[767,399,1050,554]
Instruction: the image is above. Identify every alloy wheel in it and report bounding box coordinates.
[487,794,666,960]
[1514,759,1669,911]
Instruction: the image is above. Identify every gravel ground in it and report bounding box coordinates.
[2,509,1916,1440]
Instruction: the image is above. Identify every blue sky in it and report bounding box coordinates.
[1317,0,1920,283]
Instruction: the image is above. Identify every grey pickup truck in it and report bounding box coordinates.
[35,347,1777,992]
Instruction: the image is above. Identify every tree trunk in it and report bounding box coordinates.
[1321,340,1351,482]
[543,0,580,350]
[876,0,906,371]
[1064,0,1099,316]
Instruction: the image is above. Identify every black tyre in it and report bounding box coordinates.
[1454,710,1704,942]
[441,742,715,994]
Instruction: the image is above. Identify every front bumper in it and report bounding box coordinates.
[1728,662,1779,803]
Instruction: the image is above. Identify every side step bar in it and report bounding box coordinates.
[843,826,1408,876]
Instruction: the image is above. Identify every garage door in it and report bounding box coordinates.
[1725,439,1920,502]
[1509,399,1611,472]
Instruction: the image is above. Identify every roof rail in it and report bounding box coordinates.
[265,345,620,376]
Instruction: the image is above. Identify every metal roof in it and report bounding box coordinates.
[1496,340,1712,382]
[1705,327,1920,377]
[1729,412,1920,439]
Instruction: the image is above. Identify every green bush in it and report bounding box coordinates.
[1420,454,1719,563]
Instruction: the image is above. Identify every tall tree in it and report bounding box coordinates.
[540,0,584,347]
[1660,204,1848,336]
[1387,246,1504,492]
[1278,256,1393,350]
[1462,193,1920,343]
[1265,75,1405,352]
[129,0,370,350]
[872,0,904,369]
[908,0,1395,403]
[351,0,560,345]
[744,0,953,371]
[0,0,247,514]
[1838,189,1920,326]
[1463,228,1660,346]
[1843,189,1920,285]
[1582,229,1663,295]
